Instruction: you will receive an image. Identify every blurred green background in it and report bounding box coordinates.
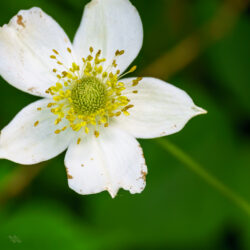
[0,0,249,249]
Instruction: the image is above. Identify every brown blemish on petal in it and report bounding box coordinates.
[27,87,41,95]
[17,15,25,28]
[141,170,147,182]
[138,144,145,160]
[28,87,35,92]
[65,167,73,179]
[67,174,73,179]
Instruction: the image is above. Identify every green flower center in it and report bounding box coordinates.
[71,76,107,115]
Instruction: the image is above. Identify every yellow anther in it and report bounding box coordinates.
[94,131,100,138]
[53,49,59,55]
[132,77,143,86]
[55,118,61,125]
[61,126,67,131]
[77,138,81,144]
[109,72,114,79]
[47,103,55,108]
[102,72,108,78]
[67,47,72,53]
[118,82,124,87]
[34,121,39,127]
[115,50,125,56]
[54,129,61,134]
[112,60,117,67]
[72,62,80,71]
[129,65,137,73]
[56,82,63,89]
[50,55,56,59]
[37,107,42,111]
[89,47,94,53]
[119,50,125,55]
[96,50,101,56]
[96,66,103,74]
[87,55,93,61]
[72,123,82,131]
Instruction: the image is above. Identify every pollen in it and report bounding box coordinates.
[45,47,142,138]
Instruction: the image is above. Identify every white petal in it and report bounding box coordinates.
[114,77,207,138]
[0,7,75,97]
[0,99,73,164]
[65,127,147,198]
[73,0,143,74]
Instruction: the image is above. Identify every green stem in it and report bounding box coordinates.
[156,138,250,216]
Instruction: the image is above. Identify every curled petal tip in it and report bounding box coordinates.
[192,106,207,115]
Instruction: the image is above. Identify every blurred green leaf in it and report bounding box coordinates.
[0,200,98,250]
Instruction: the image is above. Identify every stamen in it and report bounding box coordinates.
[132,77,143,86]
[118,65,138,79]
[77,138,81,144]
[94,131,100,138]
[129,66,137,72]
[34,121,39,127]
[44,46,138,137]
[53,49,59,55]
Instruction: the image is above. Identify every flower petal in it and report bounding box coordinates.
[65,127,147,198]
[114,77,207,138]
[0,99,73,164]
[0,7,75,97]
[73,0,143,74]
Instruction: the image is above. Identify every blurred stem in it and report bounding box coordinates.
[0,163,45,206]
[156,138,250,216]
[141,0,249,78]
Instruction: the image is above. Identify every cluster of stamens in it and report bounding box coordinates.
[35,47,142,141]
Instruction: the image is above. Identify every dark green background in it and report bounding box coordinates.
[0,0,249,249]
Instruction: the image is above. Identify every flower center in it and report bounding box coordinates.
[71,76,107,116]
[38,47,142,141]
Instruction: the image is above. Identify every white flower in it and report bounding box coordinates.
[0,0,206,197]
